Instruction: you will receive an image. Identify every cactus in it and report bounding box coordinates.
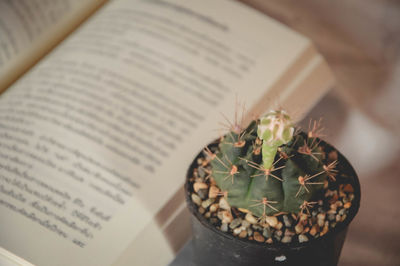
[210,110,329,219]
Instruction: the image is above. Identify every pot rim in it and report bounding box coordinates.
[185,136,361,251]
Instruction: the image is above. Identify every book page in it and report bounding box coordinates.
[0,0,107,93]
[0,0,330,265]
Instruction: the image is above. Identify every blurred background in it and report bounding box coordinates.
[239,1,400,265]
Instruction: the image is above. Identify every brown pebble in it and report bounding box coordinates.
[239,230,247,238]
[253,232,265,242]
[276,222,283,230]
[295,223,304,234]
[344,202,352,209]
[266,238,273,244]
[221,211,233,223]
[310,225,318,236]
[343,184,354,193]
[320,225,329,236]
[249,236,254,241]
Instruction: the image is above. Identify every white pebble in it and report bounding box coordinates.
[299,234,309,243]
[219,197,231,210]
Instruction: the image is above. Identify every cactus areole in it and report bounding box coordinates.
[211,110,328,217]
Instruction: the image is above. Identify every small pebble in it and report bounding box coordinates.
[341,214,347,222]
[283,215,292,227]
[233,227,242,235]
[204,212,211,218]
[343,184,354,193]
[239,230,247,238]
[245,213,258,224]
[284,229,295,236]
[328,213,336,221]
[266,216,278,227]
[276,222,283,230]
[310,225,318,236]
[219,197,231,210]
[299,234,309,243]
[221,223,228,232]
[197,189,208,200]
[198,167,206,178]
[208,186,220,198]
[253,232,265,242]
[241,220,251,228]
[320,222,329,236]
[201,198,214,209]
[349,193,355,201]
[344,202,352,209]
[336,214,341,222]
[266,238,273,244]
[317,215,325,227]
[221,211,233,223]
[209,203,219,213]
[263,227,271,238]
[336,201,343,208]
[230,218,242,229]
[247,228,253,236]
[193,182,208,192]
[281,236,292,243]
[295,223,304,234]
[275,230,283,237]
[191,193,202,206]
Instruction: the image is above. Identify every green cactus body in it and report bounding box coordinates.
[211,111,327,217]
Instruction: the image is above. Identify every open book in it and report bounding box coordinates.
[0,0,334,265]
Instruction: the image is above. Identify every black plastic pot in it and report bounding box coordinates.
[184,139,361,266]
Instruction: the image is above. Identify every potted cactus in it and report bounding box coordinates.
[185,110,360,266]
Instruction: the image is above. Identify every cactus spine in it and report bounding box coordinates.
[210,111,329,218]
